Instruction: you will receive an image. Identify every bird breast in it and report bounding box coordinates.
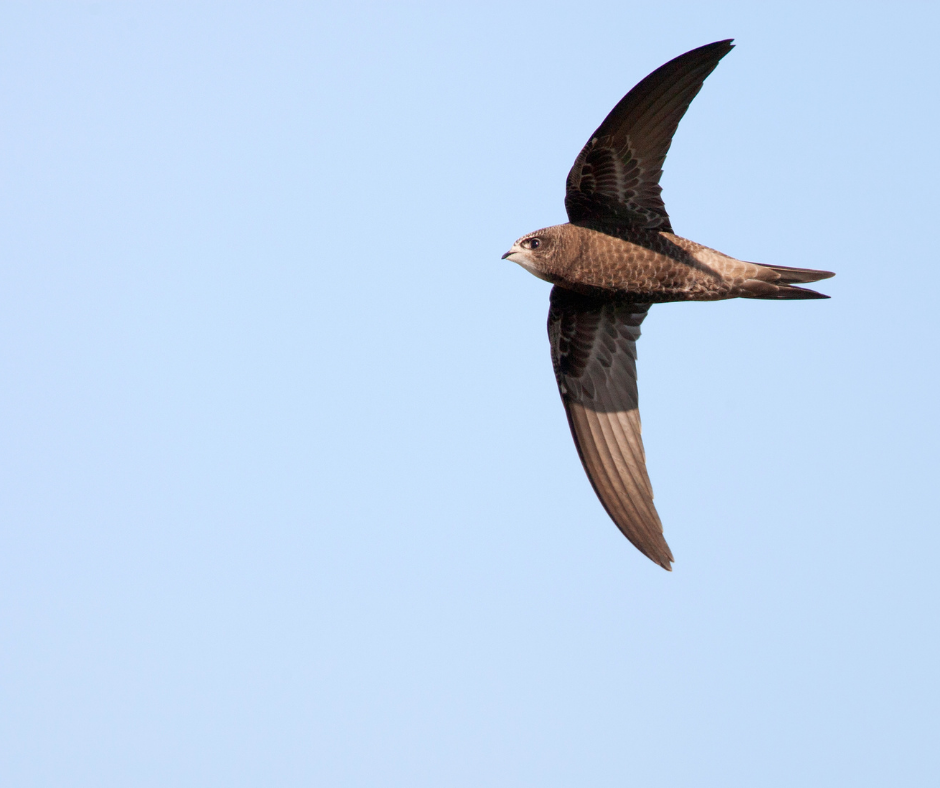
[549,224,748,301]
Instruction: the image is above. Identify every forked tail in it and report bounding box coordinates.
[739,263,835,300]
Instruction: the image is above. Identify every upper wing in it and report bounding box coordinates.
[565,40,734,233]
[548,286,672,570]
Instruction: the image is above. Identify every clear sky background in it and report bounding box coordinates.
[1,2,938,786]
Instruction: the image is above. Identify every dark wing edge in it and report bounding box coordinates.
[565,39,735,233]
[547,286,673,570]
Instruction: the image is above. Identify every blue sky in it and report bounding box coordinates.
[1,2,938,786]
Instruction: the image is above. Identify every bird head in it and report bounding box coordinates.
[501,226,564,282]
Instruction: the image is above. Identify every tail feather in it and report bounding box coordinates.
[735,260,835,300]
[738,279,830,300]
[754,262,835,285]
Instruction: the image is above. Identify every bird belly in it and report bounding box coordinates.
[563,228,749,302]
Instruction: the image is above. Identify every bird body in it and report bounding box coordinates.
[503,40,834,570]
[506,223,832,302]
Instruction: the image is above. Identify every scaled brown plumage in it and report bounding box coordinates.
[503,40,834,570]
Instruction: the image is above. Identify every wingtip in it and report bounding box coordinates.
[648,546,675,571]
[705,38,735,52]
[684,39,735,59]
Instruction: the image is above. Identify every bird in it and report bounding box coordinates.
[502,40,833,571]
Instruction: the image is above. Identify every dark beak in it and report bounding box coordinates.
[501,251,512,259]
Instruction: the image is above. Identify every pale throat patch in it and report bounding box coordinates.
[510,255,554,283]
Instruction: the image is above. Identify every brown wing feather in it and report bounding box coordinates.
[565,40,734,232]
[548,286,673,570]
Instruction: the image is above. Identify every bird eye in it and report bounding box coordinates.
[527,238,541,250]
